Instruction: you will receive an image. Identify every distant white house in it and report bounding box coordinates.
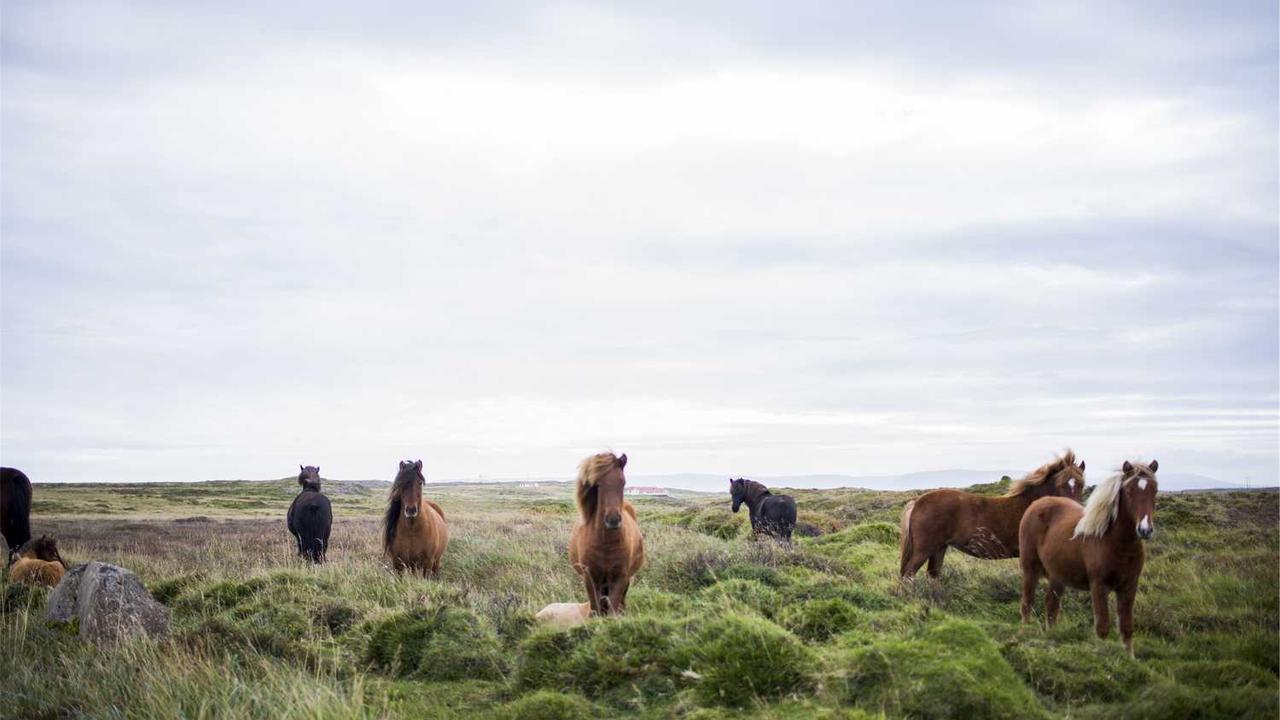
[625,486,669,497]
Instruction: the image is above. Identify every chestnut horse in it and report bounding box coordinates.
[899,451,1086,579]
[569,452,645,616]
[1020,460,1159,656]
[7,535,68,587]
[382,460,449,577]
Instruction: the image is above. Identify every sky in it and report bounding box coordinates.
[2,1,1277,486]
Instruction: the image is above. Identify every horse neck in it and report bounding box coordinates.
[745,486,771,513]
[1102,490,1138,547]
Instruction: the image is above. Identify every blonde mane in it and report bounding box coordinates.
[1073,461,1154,538]
[1005,450,1077,497]
[576,452,621,520]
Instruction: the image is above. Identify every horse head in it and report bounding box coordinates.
[1120,460,1159,539]
[1053,457,1087,502]
[298,465,322,492]
[394,460,425,519]
[729,478,748,513]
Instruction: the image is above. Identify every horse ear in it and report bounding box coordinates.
[1122,461,1133,474]
[414,459,423,471]
[1079,461,1085,471]
[300,465,305,473]
[399,460,410,470]
[315,466,320,476]
[1148,460,1158,473]
[617,454,627,469]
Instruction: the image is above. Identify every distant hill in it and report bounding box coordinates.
[432,470,1269,494]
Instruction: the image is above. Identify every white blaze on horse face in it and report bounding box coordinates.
[1137,478,1148,491]
[1138,515,1152,533]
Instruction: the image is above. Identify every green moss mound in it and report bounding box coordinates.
[842,618,1049,720]
[1002,638,1152,704]
[1081,682,1276,720]
[1163,660,1278,690]
[679,508,746,540]
[687,613,817,708]
[499,690,595,720]
[699,579,782,618]
[364,606,505,681]
[809,522,899,548]
[515,616,690,701]
[779,598,865,642]
[2,582,48,615]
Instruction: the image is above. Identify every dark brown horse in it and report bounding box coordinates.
[382,460,448,576]
[899,451,1086,578]
[1020,460,1158,656]
[729,478,797,541]
[287,465,332,563]
[568,452,645,616]
[1,467,33,559]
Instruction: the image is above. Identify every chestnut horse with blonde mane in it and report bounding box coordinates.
[1020,460,1159,656]
[900,451,1086,579]
[382,460,449,577]
[569,452,645,616]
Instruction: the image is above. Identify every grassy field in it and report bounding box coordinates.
[2,479,1276,719]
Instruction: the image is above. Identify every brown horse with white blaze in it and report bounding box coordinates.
[568,452,645,616]
[1020,460,1159,656]
[382,460,449,577]
[900,451,1086,579]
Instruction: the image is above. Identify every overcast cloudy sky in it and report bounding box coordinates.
[2,1,1276,485]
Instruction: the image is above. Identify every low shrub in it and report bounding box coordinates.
[687,613,817,708]
[499,690,595,720]
[699,579,782,618]
[841,618,1048,720]
[1002,638,1152,704]
[779,598,865,642]
[364,607,505,681]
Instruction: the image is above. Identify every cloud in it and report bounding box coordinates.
[2,1,1276,485]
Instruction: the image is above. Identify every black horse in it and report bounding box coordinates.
[729,478,797,541]
[287,465,332,563]
[1,467,33,560]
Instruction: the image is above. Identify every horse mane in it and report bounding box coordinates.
[737,479,772,503]
[382,465,420,553]
[1073,461,1153,538]
[1005,450,1076,497]
[576,452,621,522]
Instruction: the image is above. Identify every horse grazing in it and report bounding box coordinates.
[729,478,798,541]
[1,467,33,558]
[899,451,1086,579]
[287,465,332,563]
[382,460,448,576]
[569,452,645,616]
[1020,460,1159,656]
[8,535,68,587]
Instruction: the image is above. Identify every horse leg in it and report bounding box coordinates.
[607,576,631,615]
[582,576,601,615]
[1045,581,1065,626]
[1020,562,1040,624]
[926,547,947,579]
[1090,581,1111,640]
[1117,584,1137,657]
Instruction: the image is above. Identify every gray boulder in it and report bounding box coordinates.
[45,561,170,645]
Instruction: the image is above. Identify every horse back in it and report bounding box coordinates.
[8,557,63,587]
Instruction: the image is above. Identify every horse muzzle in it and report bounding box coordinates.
[404,507,419,519]
[1136,515,1154,539]
[603,514,622,530]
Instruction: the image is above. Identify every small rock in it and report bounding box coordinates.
[46,561,170,645]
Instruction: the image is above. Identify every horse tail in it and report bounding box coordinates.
[899,500,916,577]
